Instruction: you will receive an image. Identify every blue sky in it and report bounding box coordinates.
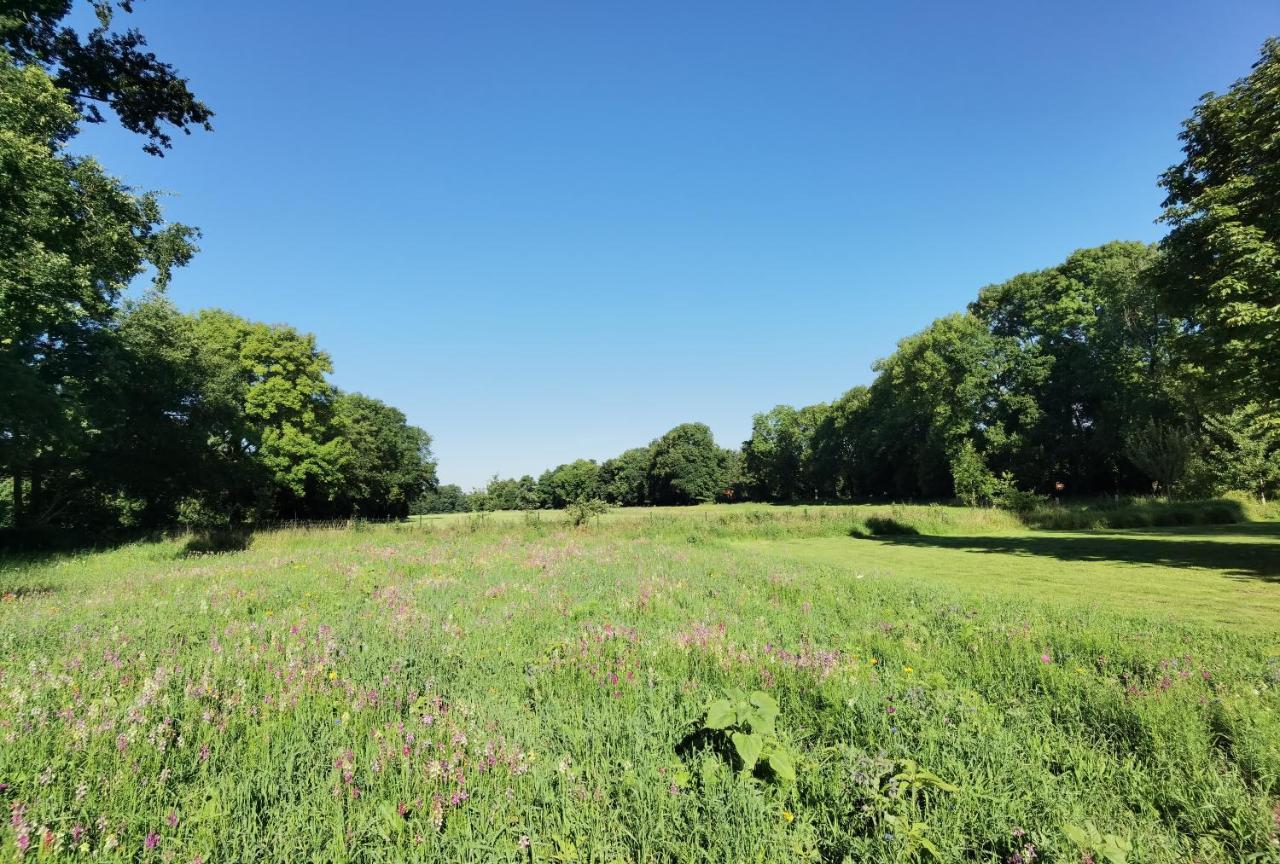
[82,1,1278,488]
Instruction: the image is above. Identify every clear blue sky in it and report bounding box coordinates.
[83,1,1278,488]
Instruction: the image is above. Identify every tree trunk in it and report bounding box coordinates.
[11,468,22,528]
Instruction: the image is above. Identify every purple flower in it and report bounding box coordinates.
[144,831,160,851]
[1040,654,1053,664]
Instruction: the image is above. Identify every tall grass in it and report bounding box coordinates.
[0,519,1277,861]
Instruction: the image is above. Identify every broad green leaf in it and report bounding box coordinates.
[1063,824,1092,848]
[767,749,796,782]
[705,700,735,729]
[732,732,763,769]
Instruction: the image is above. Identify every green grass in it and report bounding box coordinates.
[744,522,1280,638]
[1,512,1278,862]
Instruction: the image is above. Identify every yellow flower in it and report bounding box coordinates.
[904,666,914,674]
[328,671,338,681]
[869,658,878,666]
[79,843,90,854]
[781,809,795,823]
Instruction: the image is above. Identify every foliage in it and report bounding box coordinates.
[1201,405,1280,503]
[742,404,829,501]
[1063,822,1133,864]
[0,0,213,154]
[0,55,197,529]
[949,440,995,507]
[1155,38,1280,417]
[1123,419,1196,496]
[537,460,601,509]
[564,497,610,527]
[701,689,796,783]
[650,423,730,505]
[412,483,469,514]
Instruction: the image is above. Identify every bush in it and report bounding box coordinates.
[565,498,611,527]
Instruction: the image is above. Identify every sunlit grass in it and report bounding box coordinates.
[1,513,1278,862]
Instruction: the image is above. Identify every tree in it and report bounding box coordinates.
[1155,38,1280,417]
[412,483,468,514]
[0,55,196,527]
[190,311,349,518]
[1202,405,1280,503]
[859,314,1034,499]
[949,439,996,507]
[808,386,870,500]
[649,423,726,505]
[536,460,601,508]
[970,242,1175,494]
[599,446,653,506]
[334,393,436,518]
[1,0,213,154]
[741,403,828,501]
[1124,419,1195,497]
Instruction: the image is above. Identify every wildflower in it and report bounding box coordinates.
[781,809,794,823]
[329,671,338,681]
[167,811,179,829]
[886,704,896,715]
[79,843,90,854]
[903,666,914,674]
[1040,654,1053,664]
[869,658,878,665]
[144,831,160,851]
[518,835,530,849]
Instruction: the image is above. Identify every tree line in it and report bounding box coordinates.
[434,40,1280,512]
[1,4,434,534]
[4,4,1279,529]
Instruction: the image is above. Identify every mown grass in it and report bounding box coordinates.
[1,512,1278,862]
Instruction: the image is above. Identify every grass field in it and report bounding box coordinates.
[2,508,1279,862]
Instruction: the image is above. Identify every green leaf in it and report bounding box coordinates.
[1063,824,1093,848]
[732,732,763,769]
[767,749,796,782]
[705,700,735,730]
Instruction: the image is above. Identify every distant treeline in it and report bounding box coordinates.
[430,39,1280,513]
[3,3,1279,530]
[421,244,1275,513]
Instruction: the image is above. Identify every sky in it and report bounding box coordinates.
[80,0,1279,488]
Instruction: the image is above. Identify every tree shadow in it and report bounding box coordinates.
[866,522,1280,582]
[182,529,254,556]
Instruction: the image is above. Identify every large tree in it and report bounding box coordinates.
[649,423,728,505]
[970,242,1175,494]
[742,403,829,501]
[333,392,437,518]
[0,55,196,526]
[1155,38,1280,416]
[599,446,653,506]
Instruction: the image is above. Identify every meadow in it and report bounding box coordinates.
[1,506,1279,862]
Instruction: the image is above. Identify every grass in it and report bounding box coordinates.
[1,509,1278,862]
[745,522,1280,638]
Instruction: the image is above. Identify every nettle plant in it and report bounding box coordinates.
[702,689,797,783]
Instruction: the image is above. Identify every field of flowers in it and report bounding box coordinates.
[1,515,1278,862]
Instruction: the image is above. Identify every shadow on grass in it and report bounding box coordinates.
[849,517,920,538]
[863,522,1280,581]
[182,530,254,556]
